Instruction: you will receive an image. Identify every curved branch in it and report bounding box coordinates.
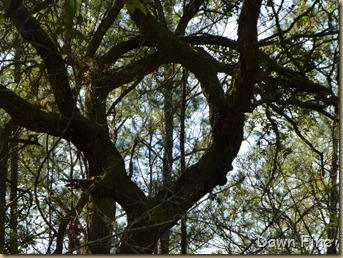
[99,52,169,92]
[269,103,325,176]
[121,0,261,217]
[54,192,89,254]
[87,0,125,57]
[124,0,225,115]
[259,53,338,105]
[5,0,77,117]
[270,2,304,74]
[0,86,63,136]
[106,78,143,116]
[154,0,263,229]
[113,0,264,253]
[0,85,97,157]
[0,86,148,216]
[150,0,166,25]
[252,95,338,121]
[98,37,143,65]
[175,0,206,36]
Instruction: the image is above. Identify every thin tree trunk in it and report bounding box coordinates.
[160,75,174,254]
[0,127,8,254]
[180,70,187,254]
[8,46,21,254]
[181,218,187,254]
[160,2,176,251]
[9,130,19,254]
[326,120,339,254]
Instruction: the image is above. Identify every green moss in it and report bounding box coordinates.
[126,0,147,15]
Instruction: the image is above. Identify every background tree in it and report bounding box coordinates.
[0,0,338,254]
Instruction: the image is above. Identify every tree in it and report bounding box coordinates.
[0,0,338,254]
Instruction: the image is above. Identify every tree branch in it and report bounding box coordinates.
[5,0,77,117]
[259,53,338,105]
[237,0,262,74]
[181,34,238,49]
[87,0,125,57]
[150,0,263,235]
[175,0,206,36]
[97,37,143,66]
[0,86,148,217]
[0,86,63,137]
[217,0,262,112]
[54,192,89,254]
[121,0,261,216]
[99,52,169,92]
[269,103,325,176]
[124,0,225,117]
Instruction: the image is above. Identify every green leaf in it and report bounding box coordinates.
[126,0,147,15]
[66,0,76,23]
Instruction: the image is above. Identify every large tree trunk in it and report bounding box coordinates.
[116,107,246,254]
[2,0,263,254]
[87,195,116,254]
[83,83,116,254]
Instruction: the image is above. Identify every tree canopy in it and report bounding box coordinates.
[0,0,339,254]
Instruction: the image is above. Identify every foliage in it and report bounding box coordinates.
[0,0,339,254]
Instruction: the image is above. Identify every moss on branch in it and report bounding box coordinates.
[125,0,147,15]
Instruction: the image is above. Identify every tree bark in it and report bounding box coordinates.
[116,0,262,252]
[160,72,174,254]
[87,196,116,254]
[0,121,18,254]
[9,130,19,254]
[180,70,187,254]
[1,0,263,253]
[0,127,7,254]
[327,119,339,254]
